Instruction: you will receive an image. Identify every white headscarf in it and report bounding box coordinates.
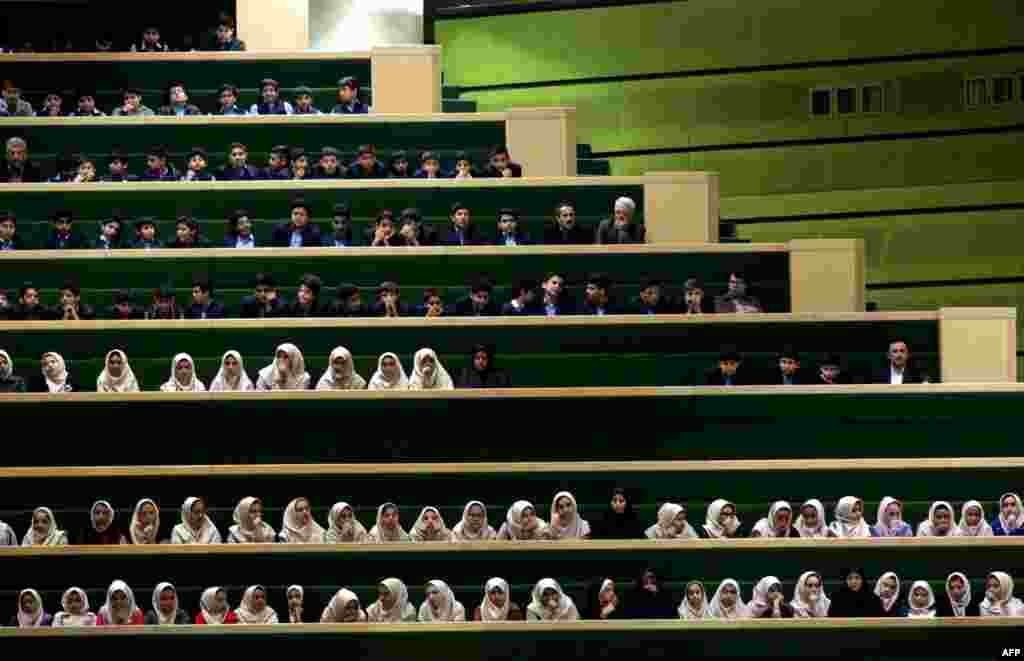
[748,576,784,617]
[236,585,278,624]
[873,496,908,537]
[0,349,12,380]
[200,586,229,624]
[368,352,409,390]
[172,496,221,544]
[503,500,549,540]
[828,496,871,537]
[97,349,139,392]
[321,588,366,623]
[53,587,96,626]
[41,352,69,392]
[151,582,180,624]
[703,499,740,538]
[282,497,325,544]
[286,585,304,623]
[16,589,47,627]
[790,571,830,618]
[258,343,309,390]
[317,346,366,390]
[550,491,590,539]
[129,498,160,545]
[795,498,828,538]
[369,578,412,622]
[480,578,511,621]
[751,501,794,538]
[324,501,368,543]
[452,500,497,542]
[368,502,411,543]
[527,578,577,621]
[230,497,275,543]
[408,348,454,390]
[906,580,936,617]
[981,572,1024,617]
[945,572,973,617]
[418,579,465,622]
[997,492,1023,533]
[678,580,710,620]
[874,572,901,614]
[917,501,962,537]
[21,506,64,546]
[209,350,254,391]
[645,502,697,540]
[98,580,139,625]
[708,579,748,619]
[161,353,205,391]
[958,500,994,537]
[411,506,452,542]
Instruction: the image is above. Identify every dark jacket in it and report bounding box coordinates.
[770,370,811,385]
[262,166,291,180]
[213,105,248,116]
[185,300,227,319]
[281,300,325,318]
[168,236,213,249]
[219,165,262,181]
[625,578,675,619]
[7,613,53,626]
[703,367,752,386]
[9,303,53,320]
[755,602,795,618]
[157,104,202,116]
[934,592,982,617]
[313,167,347,180]
[873,364,929,384]
[627,296,677,315]
[45,230,88,250]
[536,297,575,317]
[0,160,43,183]
[131,239,165,249]
[713,293,764,314]
[0,374,27,393]
[482,162,523,178]
[0,235,26,251]
[456,366,511,388]
[103,304,145,320]
[141,167,178,182]
[493,232,532,246]
[413,169,451,179]
[370,301,414,317]
[321,232,356,248]
[440,225,483,247]
[144,609,191,625]
[27,369,79,393]
[271,222,322,248]
[346,161,389,179]
[180,171,216,182]
[101,174,139,183]
[594,219,645,245]
[544,224,591,245]
[501,300,539,316]
[224,232,258,248]
[239,295,287,319]
[52,303,97,321]
[589,500,645,540]
[326,301,369,318]
[331,100,369,114]
[452,296,501,317]
[93,236,125,250]
[579,301,625,316]
[211,39,246,52]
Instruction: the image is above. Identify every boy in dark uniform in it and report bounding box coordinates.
[331,76,368,114]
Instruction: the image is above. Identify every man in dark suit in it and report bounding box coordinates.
[704,347,750,386]
[239,273,287,318]
[579,273,622,316]
[544,202,591,245]
[271,198,321,248]
[874,339,928,384]
[772,346,807,385]
[185,277,227,319]
[628,279,676,315]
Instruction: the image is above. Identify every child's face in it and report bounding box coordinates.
[109,159,127,175]
[216,25,234,42]
[296,94,312,109]
[491,152,510,170]
[146,156,165,171]
[235,217,251,236]
[452,209,470,228]
[124,93,141,109]
[170,86,187,104]
[176,224,192,243]
[189,155,206,172]
[269,154,285,169]
[78,96,95,113]
[498,215,517,234]
[192,286,209,305]
[424,159,440,175]
[291,208,308,227]
[159,589,176,613]
[67,591,83,614]
[229,147,247,167]
[358,153,376,170]
[0,219,15,240]
[261,85,278,103]
[187,500,206,526]
[140,224,155,241]
[338,85,355,103]
[45,95,62,112]
[393,159,408,174]
[380,507,398,529]
[297,285,314,305]
[288,590,303,610]
[220,90,237,108]
[456,160,472,175]
[54,218,72,235]
[102,221,119,239]
[143,28,160,45]
[320,155,338,172]
[175,360,193,384]
[77,162,96,180]
[32,511,49,533]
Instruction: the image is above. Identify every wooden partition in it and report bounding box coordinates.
[939,307,1018,382]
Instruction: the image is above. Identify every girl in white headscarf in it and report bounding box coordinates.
[11,589,51,627]
[828,496,872,538]
[256,343,311,390]
[145,582,189,624]
[550,491,591,540]
[526,579,579,621]
[874,572,901,617]
[411,506,452,542]
[959,500,994,537]
[320,588,366,623]
[701,499,741,539]
[52,587,97,626]
[418,580,466,622]
[872,496,913,537]
[645,502,698,540]
[916,501,962,537]
[97,580,143,625]
[0,519,17,546]
[790,571,830,618]
[366,578,417,622]
[748,576,794,618]
[97,349,139,392]
[671,581,707,621]
[197,587,238,624]
[367,502,411,543]
[21,506,67,546]
[235,585,279,624]
[475,578,524,621]
[286,585,306,623]
[993,492,1024,536]
[171,496,222,544]
[129,498,160,545]
[938,572,977,617]
[227,497,276,543]
[707,579,748,619]
[209,350,255,391]
[498,500,550,540]
[452,500,497,542]
[40,352,71,392]
[408,348,454,390]
[751,501,799,538]
[323,502,369,543]
[160,353,206,391]
[280,497,325,544]
[795,499,830,538]
[904,581,936,618]
[980,572,1024,617]
[316,346,366,390]
[368,352,409,390]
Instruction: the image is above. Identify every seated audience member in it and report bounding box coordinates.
[1,137,42,183]
[181,147,216,181]
[815,353,850,384]
[170,496,222,544]
[332,76,368,114]
[580,273,622,315]
[388,150,412,178]
[872,496,913,537]
[48,152,78,183]
[750,501,799,538]
[131,25,170,52]
[626,570,676,619]
[0,349,26,392]
[288,148,310,180]
[321,589,366,623]
[272,197,321,247]
[747,577,794,619]
[452,151,477,180]
[548,491,590,540]
[225,209,257,248]
[395,207,436,246]
[284,274,325,318]
[409,348,455,391]
[2,84,34,116]
[704,347,749,386]
[146,286,182,320]
[901,581,936,618]
[992,492,1024,536]
[262,144,291,180]
[97,350,139,393]
[959,500,994,537]
[54,281,96,320]
[451,501,497,543]
[874,573,902,617]
[368,353,409,390]
[874,339,929,384]
[412,508,453,544]
[103,151,136,182]
[482,144,523,178]
[228,498,276,543]
[700,499,743,539]
[979,572,1024,617]
[169,216,212,248]
[10,589,52,627]
[679,582,713,620]
[475,579,524,621]
[69,155,99,183]
[935,572,981,617]
[494,208,531,246]
[772,346,807,385]
[280,498,325,545]
[141,146,177,181]
[328,283,367,317]
[97,581,144,625]
[317,347,366,390]
[367,579,417,622]
[418,581,465,622]
[52,588,96,627]
[917,501,961,537]
[596,197,645,244]
[161,353,205,391]
[372,281,410,317]
[0,211,25,250]
[0,516,17,545]
[185,277,226,319]
[220,143,261,180]
[132,218,163,250]
[538,272,574,316]
[830,496,873,538]
[323,502,369,543]
[629,279,676,315]
[45,210,87,249]
[69,91,105,117]
[250,78,293,115]
[292,85,322,115]
[21,507,68,546]
[453,280,499,316]
[112,88,155,116]
[37,92,64,117]
[104,289,144,320]
[158,81,201,116]
[256,343,311,390]
[545,201,590,245]
[498,501,550,541]
[11,283,51,320]
[417,288,448,317]
[235,586,279,624]
[347,144,388,179]
[0,289,9,319]
[790,572,831,619]
[645,502,697,540]
[528,580,579,622]
[314,147,346,179]
[501,280,538,316]
[94,213,126,250]
[457,344,511,388]
[321,203,354,247]
[368,503,412,543]
[211,15,245,51]
[413,151,446,179]
[209,350,255,391]
[714,272,764,313]
[197,587,239,624]
[591,488,644,540]
[240,273,287,318]
[214,83,247,115]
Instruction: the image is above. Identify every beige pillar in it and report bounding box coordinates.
[504,108,577,177]
[237,0,310,51]
[370,46,441,113]
[939,307,1017,382]
[788,239,865,313]
[642,171,719,243]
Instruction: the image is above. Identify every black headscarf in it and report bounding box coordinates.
[456,344,509,388]
[625,568,675,619]
[829,568,883,617]
[590,488,645,539]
